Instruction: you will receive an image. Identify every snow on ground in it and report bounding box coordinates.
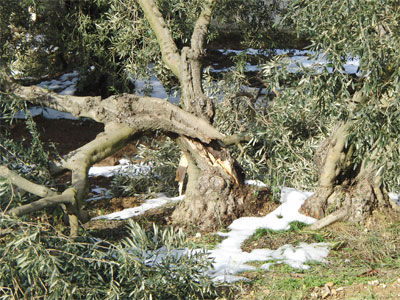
[13,106,78,120]
[91,194,184,220]
[13,70,79,120]
[88,164,400,282]
[88,164,331,282]
[133,75,180,103]
[215,48,360,75]
[389,192,400,206]
[37,70,78,95]
[208,185,332,282]
[87,186,113,201]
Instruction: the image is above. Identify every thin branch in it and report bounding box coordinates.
[308,208,348,230]
[137,0,181,78]
[0,166,56,198]
[7,188,76,217]
[190,0,216,58]
[222,133,251,146]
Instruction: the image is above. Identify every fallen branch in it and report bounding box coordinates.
[0,166,56,198]
[12,85,224,143]
[308,208,348,230]
[8,188,76,217]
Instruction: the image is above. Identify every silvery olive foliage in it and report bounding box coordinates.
[280,0,400,191]
[0,0,76,78]
[0,218,222,300]
[110,135,180,198]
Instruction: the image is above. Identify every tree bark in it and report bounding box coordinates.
[137,0,261,230]
[3,0,263,233]
[301,121,398,228]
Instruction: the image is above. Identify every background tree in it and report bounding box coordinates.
[260,0,400,228]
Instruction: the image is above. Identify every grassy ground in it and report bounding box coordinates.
[216,220,400,300]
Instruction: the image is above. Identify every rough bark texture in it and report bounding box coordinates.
[301,122,398,228]
[137,0,259,230]
[2,0,263,234]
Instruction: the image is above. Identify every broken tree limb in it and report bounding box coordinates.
[12,85,224,143]
[0,165,56,198]
[7,188,76,217]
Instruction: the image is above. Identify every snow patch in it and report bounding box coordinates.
[91,194,184,220]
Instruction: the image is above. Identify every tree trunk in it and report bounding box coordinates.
[134,1,265,230]
[301,122,398,228]
[171,47,260,230]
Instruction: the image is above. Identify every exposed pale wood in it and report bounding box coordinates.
[308,208,348,230]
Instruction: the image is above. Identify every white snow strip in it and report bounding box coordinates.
[91,194,184,220]
[389,192,400,206]
[88,159,151,178]
[13,70,80,120]
[217,48,360,75]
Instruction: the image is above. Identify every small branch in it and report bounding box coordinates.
[190,0,216,58]
[222,133,251,146]
[0,166,56,198]
[7,188,76,217]
[308,208,348,230]
[137,0,181,78]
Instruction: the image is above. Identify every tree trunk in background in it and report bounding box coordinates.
[301,122,398,227]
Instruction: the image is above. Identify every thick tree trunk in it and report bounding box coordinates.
[172,137,256,230]
[301,122,398,229]
[171,47,258,230]
[135,0,263,230]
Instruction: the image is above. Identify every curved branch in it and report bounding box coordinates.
[0,166,56,198]
[7,188,76,217]
[12,85,224,143]
[50,122,136,174]
[137,0,181,79]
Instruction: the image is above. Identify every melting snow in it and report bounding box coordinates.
[91,194,184,220]
[208,187,331,282]
[88,167,331,282]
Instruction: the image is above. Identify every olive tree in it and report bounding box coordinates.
[1,0,278,235]
[262,0,400,229]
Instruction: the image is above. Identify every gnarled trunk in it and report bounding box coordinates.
[171,47,258,230]
[301,122,398,230]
